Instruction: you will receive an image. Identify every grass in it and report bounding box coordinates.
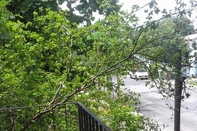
[187,81,197,86]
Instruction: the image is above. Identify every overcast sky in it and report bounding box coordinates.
[60,0,196,26]
[119,0,196,25]
[119,0,176,10]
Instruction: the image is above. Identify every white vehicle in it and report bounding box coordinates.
[130,68,148,79]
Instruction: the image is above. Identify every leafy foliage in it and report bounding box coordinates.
[0,6,161,129]
[6,0,121,25]
[6,0,64,23]
[0,0,11,45]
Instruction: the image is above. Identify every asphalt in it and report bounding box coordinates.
[118,75,197,131]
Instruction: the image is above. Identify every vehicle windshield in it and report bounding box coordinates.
[138,69,146,72]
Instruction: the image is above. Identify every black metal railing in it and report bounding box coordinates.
[77,102,111,131]
[0,102,111,131]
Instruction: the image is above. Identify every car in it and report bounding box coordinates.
[130,68,148,79]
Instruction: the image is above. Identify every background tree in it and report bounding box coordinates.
[173,16,195,36]
[6,0,120,25]
[139,3,197,130]
[144,16,195,80]
[6,0,64,23]
[0,0,11,45]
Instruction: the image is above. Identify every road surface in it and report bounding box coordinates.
[113,75,197,131]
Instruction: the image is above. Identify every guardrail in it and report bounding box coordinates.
[78,102,111,131]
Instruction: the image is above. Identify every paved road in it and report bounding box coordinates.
[113,75,197,131]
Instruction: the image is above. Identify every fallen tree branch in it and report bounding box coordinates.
[20,50,133,130]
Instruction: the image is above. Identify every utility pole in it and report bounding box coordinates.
[174,49,183,131]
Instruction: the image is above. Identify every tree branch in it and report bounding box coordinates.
[49,82,63,105]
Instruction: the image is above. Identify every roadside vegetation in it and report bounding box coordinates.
[187,80,197,86]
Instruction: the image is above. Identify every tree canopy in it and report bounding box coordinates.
[6,0,121,25]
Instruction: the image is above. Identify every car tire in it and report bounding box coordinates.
[130,74,132,79]
[135,75,137,79]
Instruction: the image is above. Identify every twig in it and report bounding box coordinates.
[49,82,63,105]
[61,25,71,34]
